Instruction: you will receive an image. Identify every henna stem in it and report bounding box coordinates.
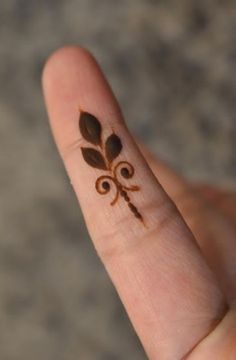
[119,186,144,223]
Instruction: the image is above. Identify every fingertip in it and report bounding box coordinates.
[42,45,97,93]
[42,43,121,150]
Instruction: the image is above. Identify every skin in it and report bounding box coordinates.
[42,46,236,360]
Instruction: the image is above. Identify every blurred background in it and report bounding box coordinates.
[0,0,235,359]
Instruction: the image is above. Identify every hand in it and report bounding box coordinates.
[42,46,236,359]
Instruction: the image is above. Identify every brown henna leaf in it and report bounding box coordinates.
[79,112,102,145]
[81,147,108,170]
[105,134,122,163]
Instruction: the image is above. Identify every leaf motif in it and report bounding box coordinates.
[81,147,108,170]
[105,134,122,163]
[79,112,102,146]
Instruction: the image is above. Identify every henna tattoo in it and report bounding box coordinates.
[79,111,143,223]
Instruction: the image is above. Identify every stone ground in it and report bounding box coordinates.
[0,0,235,359]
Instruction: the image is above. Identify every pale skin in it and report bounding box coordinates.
[42,46,236,359]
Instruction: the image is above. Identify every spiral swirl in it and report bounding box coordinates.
[95,175,119,205]
[114,161,134,179]
[113,161,139,191]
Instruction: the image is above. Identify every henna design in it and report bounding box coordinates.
[79,111,143,223]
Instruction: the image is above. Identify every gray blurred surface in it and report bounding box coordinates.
[0,1,236,359]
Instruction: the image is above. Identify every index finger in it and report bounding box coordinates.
[42,46,226,359]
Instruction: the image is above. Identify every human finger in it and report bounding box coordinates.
[140,145,236,301]
[43,46,226,359]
